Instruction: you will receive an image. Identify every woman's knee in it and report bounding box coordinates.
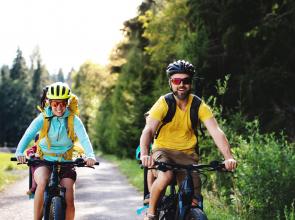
[34,166,50,188]
[60,178,75,198]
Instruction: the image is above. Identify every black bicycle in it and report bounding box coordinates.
[11,157,99,220]
[149,160,226,220]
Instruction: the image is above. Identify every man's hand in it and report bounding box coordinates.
[85,158,97,167]
[17,155,26,164]
[224,158,237,171]
[140,155,154,167]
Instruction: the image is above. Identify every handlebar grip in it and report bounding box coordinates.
[95,162,100,165]
[10,157,17,161]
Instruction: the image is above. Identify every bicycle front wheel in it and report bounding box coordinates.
[49,196,65,220]
[159,209,176,220]
[185,208,208,220]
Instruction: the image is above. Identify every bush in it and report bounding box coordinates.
[200,77,295,218]
[233,128,295,219]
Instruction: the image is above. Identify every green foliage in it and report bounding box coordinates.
[10,48,29,81]
[31,60,49,106]
[0,75,35,147]
[0,48,52,147]
[94,46,151,157]
[232,130,295,219]
[93,1,156,158]
[196,76,295,219]
[282,202,295,220]
[71,62,111,132]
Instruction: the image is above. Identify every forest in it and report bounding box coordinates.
[0,0,294,218]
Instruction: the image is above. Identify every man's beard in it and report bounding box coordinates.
[173,88,191,100]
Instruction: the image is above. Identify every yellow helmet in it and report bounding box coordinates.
[46,82,71,100]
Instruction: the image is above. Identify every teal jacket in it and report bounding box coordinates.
[15,107,95,161]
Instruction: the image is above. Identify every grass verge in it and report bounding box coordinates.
[0,152,27,191]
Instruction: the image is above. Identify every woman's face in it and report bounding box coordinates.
[50,99,67,117]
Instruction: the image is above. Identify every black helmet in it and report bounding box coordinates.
[166,60,195,78]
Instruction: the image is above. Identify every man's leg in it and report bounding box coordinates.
[34,166,50,220]
[147,170,173,216]
[147,170,155,192]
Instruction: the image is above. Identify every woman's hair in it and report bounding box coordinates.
[40,86,48,109]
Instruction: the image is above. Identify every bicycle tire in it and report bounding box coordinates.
[159,210,175,220]
[185,207,208,220]
[49,196,65,220]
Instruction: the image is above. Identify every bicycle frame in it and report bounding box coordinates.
[157,169,195,220]
[152,161,225,220]
[43,163,67,220]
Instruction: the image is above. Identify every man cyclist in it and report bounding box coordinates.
[140,60,237,220]
[15,82,97,220]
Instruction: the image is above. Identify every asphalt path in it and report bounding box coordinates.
[0,157,144,220]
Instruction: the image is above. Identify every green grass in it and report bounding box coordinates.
[0,152,27,191]
[203,191,242,220]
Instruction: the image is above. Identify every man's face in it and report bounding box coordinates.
[169,73,192,100]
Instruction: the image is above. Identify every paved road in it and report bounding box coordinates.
[0,157,144,220]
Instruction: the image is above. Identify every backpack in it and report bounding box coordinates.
[154,92,204,154]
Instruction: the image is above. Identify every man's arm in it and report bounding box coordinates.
[140,116,160,167]
[203,117,237,171]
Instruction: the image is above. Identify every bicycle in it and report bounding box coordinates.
[148,160,226,220]
[11,157,99,220]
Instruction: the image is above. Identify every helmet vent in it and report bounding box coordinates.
[56,85,60,96]
[50,87,54,96]
[62,86,66,95]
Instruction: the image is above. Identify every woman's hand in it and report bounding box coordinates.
[17,155,27,164]
[85,158,97,167]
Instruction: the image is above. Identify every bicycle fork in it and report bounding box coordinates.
[178,170,194,220]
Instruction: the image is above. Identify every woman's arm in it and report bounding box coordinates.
[15,114,44,157]
[73,116,95,159]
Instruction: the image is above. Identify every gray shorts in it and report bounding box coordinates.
[152,148,201,195]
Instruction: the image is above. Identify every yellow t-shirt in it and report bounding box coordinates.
[149,94,213,154]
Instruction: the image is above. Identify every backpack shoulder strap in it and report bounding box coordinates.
[190,95,202,132]
[163,93,176,123]
[154,93,176,139]
[36,107,53,150]
[67,94,79,142]
[190,95,204,155]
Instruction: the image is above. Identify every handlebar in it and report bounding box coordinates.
[153,160,226,172]
[10,157,99,167]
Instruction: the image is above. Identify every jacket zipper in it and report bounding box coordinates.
[56,118,62,141]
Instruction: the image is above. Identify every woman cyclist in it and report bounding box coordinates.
[15,82,97,220]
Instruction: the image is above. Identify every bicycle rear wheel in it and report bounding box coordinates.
[49,196,65,220]
[185,207,207,220]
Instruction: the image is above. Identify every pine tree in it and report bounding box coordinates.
[10,48,28,81]
[57,69,65,82]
